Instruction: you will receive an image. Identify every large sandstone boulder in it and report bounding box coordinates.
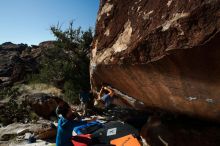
[91,0,220,122]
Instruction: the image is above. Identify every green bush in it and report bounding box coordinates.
[27,22,93,103]
[0,98,34,126]
[0,86,20,100]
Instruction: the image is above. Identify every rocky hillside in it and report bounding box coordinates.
[91,0,220,122]
[0,42,62,145]
[0,41,64,124]
[0,41,55,88]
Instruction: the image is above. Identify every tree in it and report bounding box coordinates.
[28,22,93,103]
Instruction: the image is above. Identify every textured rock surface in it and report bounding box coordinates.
[0,41,56,88]
[25,93,64,119]
[91,0,220,121]
[0,42,40,88]
[0,120,56,145]
[0,120,55,140]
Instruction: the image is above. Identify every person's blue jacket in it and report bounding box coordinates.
[56,116,86,146]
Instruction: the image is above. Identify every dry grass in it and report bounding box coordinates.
[19,83,63,96]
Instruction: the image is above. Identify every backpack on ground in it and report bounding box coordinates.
[73,121,103,135]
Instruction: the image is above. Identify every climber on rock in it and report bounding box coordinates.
[96,84,114,108]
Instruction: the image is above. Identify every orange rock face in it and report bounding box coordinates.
[91,0,220,122]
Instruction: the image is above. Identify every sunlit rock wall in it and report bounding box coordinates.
[91,0,220,121]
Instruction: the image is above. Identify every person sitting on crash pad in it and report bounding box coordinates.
[56,102,87,146]
[97,85,114,108]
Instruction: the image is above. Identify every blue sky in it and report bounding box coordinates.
[0,0,99,45]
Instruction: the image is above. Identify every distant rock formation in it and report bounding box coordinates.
[0,41,65,125]
[39,41,56,49]
[91,0,220,122]
[0,41,55,88]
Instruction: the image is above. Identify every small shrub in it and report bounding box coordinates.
[0,86,20,100]
[0,98,37,126]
